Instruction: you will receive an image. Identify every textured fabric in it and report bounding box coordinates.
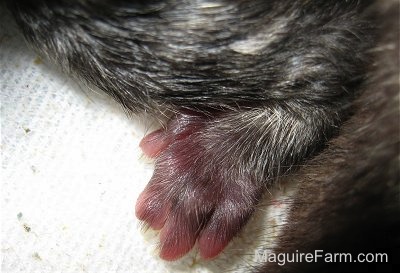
[1,6,291,273]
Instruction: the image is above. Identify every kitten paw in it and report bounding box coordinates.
[136,112,262,260]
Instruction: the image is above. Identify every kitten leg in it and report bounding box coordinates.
[136,104,337,260]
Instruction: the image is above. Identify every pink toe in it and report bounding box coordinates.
[198,231,231,259]
[135,190,167,230]
[158,219,197,261]
[139,129,168,158]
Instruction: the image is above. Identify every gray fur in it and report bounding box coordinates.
[6,0,399,269]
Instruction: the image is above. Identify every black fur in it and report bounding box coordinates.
[6,0,399,270]
[257,2,400,271]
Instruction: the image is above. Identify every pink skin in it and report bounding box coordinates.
[139,129,168,158]
[136,113,260,261]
